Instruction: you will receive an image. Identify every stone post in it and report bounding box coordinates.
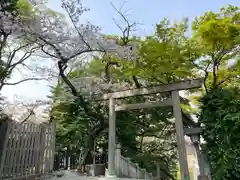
[115,144,121,176]
[156,163,161,180]
[135,163,139,178]
[139,168,143,179]
[144,168,147,180]
[107,97,116,178]
[149,172,153,179]
[194,143,204,176]
[172,91,190,180]
[125,157,131,177]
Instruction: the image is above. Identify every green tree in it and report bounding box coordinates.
[192,5,240,180]
[190,5,240,92]
[199,87,240,180]
[138,18,195,84]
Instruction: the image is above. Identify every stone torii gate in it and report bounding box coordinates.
[96,78,203,180]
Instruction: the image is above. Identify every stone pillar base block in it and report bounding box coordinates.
[198,175,209,180]
[105,175,117,179]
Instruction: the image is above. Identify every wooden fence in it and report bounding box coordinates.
[0,119,56,180]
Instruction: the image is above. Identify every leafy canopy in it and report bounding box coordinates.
[199,87,240,180]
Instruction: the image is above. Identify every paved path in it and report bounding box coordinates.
[44,170,100,180]
[40,170,141,180]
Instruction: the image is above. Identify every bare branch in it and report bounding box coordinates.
[41,45,59,59]
[6,45,41,78]
[111,2,141,88]
[38,36,67,61]
[20,107,35,124]
[111,2,137,44]
[61,0,91,50]
[7,44,31,66]
[3,77,48,86]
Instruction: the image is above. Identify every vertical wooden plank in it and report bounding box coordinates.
[47,127,51,172]
[31,124,36,174]
[49,122,56,172]
[27,124,31,175]
[12,121,19,177]
[12,124,17,178]
[29,125,34,175]
[52,123,56,171]
[20,123,26,177]
[39,125,46,174]
[172,90,190,180]
[44,126,49,173]
[26,123,32,176]
[8,122,17,177]
[18,123,25,177]
[20,123,29,177]
[13,123,19,177]
[25,123,30,176]
[0,120,7,165]
[29,124,35,175]
[37,125,41,173]
[15,123,24,177]
[35,126,41,174]
[44,126,48,173]
[5,121,14,178]
[49,124,52,172]
[32,125,38,174]
[13,124,19,178]
[36,125,41,174]
[0,120,11,179]
[107,97,116,177]
[22,123,30,176]
[5,122,13,178]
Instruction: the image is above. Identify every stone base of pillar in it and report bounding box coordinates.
[105,168,117,178]
[198,175,209,180]
[105,174,117,179]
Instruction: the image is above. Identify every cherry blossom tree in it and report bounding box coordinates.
[0,0,61,122]
[2,97,49,123]
[38,0,139,165]
[0,0,56,91]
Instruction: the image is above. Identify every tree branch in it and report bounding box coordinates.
[0,44,41,91]
[61,0,92,50]
[20,108,35,124]
[111,2,141,88]
[203,61,211,94]
[3,77,48,86]
[111,2,136,44]
[7,44,31,66]
[104,61,121,83]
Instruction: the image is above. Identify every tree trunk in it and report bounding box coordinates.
[80,136,93,165]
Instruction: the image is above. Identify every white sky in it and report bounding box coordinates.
[1,56,54,103]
